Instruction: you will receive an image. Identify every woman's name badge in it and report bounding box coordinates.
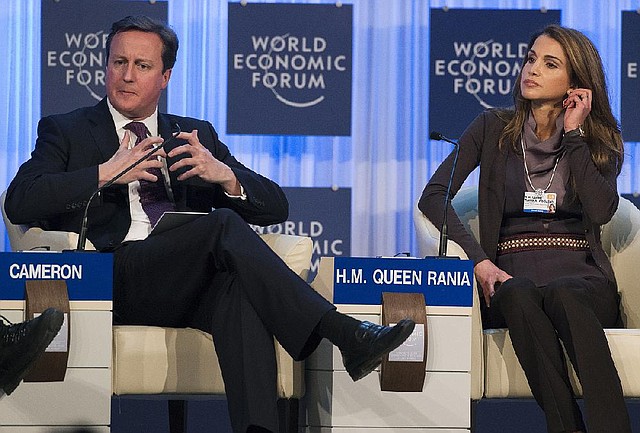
[523,191,557,213]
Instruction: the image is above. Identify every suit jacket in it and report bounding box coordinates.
[418,109,618,285]
[6,98,289,250]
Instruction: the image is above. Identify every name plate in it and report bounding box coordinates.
[0,252,112,301]
[333,257,473,306]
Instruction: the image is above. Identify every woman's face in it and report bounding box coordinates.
[520,34,572,106]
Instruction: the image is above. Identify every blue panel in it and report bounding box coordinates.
[621,11,640,141]
[227,2,353,136]
[0,252,113,301]
[332,256,473,307]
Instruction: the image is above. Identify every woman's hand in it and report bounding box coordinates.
[563,88,592,132]
[474,259,512,307]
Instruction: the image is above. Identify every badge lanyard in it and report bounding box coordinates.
[521,136,564,214]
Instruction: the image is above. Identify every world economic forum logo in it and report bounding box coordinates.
[45,29,108,102]
[231,33,348,108]
[227,2,352,135]
[433,38,527,109]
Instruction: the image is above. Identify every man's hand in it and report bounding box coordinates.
[474,259,512,307]
[167,130,241,195]
[98,130,165,187]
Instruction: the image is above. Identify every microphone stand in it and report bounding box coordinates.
[75,126,181,251]
[429,131,460,258]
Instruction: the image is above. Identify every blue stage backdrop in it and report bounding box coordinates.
[251,187,351,281]
[429,8,561,138]
[41,0,167,117]
[227,2,352,136]
[621,10,640,142]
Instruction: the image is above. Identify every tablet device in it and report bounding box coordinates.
[150,211,208,236]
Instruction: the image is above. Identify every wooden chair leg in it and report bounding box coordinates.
[277,398,299,433]
[168,399,187,433]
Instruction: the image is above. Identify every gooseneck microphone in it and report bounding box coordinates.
[75,124,181,251]
[429,131,460,257]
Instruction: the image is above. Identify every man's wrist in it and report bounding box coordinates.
[224,183,247,200]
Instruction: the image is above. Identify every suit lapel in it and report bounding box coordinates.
[86,98,120,161]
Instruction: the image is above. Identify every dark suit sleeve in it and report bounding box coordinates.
[5,115,100,225]
[170,119,289,226]
[563,133,619,225]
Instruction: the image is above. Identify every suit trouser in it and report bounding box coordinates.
[487,276,630,433]
[112,208,335,433]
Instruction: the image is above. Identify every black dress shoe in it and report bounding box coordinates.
[340,319,415,381]
[0,308,64,396]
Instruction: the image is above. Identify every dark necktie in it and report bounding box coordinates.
[124,121,175,226]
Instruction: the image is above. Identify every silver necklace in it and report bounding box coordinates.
[520,136,564,194]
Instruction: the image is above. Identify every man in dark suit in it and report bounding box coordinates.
[5,16,414,433]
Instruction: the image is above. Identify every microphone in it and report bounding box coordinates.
[75,123,181,251]
[429,130,460,257]
[429,131,457,146]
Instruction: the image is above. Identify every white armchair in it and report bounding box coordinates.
[1,191,310,433]
[414,187,640,403]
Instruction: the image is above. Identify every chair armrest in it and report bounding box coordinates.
[15,227,96,252]
[259,233,313,280]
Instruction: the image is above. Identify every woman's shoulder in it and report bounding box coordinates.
[484,107,513,126]
[464,108,512,137]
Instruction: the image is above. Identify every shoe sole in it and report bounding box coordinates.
[1,309,64,396]
[348,319,416,382]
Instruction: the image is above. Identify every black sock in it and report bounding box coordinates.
[315,308,362,350]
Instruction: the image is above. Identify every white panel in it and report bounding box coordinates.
[0,368,111,425]
[0,309,112,368]
[426,315,471,372]
[305,370,470,428]
[0,309,25,323]
[68,310,112,367]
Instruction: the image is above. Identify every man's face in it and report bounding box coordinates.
[106,30,171,120]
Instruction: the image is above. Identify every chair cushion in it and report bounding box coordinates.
[112,325,304,398]
[483,328,640,398]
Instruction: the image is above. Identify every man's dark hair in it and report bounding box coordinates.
[106,15,179,72]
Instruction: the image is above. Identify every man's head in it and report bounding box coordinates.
[105,16,179,120]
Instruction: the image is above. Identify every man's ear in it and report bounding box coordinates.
[161,68,172,89]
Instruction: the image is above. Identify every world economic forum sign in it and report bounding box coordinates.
[227,2,353,136]
[429,8,560,138]
[621,11,640,141]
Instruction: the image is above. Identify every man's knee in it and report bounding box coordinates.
[199,208,254,234]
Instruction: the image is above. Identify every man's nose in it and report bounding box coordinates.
[123,64,135,81]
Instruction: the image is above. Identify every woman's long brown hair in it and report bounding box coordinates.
[496,24,623,176]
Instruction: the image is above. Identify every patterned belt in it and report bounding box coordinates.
[497,234,590,255]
